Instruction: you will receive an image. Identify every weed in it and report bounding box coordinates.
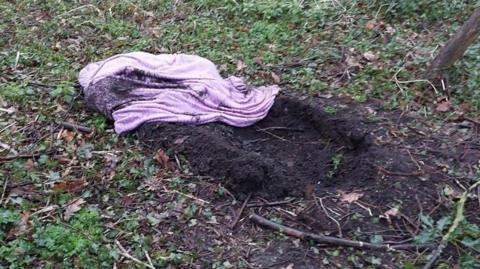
[327,153,343,178]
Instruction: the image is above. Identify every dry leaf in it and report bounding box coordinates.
[61,130,75,142]
[64,198,85,221]
[236,60,247,72]
[381,207,399,223]
[383,207,399,217]
[52,179,87,193]
[345,55,361,68]
[24,159,35,171]
[435,100,451,112]
[7,211,30,238]
[458,102,471,114]
[173,136,188,145]
[365,20,376,30]
[219,64,228,72]
[121,195,134,207]
[154,149,169,168]
[271,72,281,84]
[339,191,363,203]
[32,205,58,216]
[281,264,294,269]
[143,177,164,191]
[362,51,378,61]
[386,25,396,34]
[304,183,315,199]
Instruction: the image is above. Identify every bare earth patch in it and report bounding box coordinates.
[135,93,480,268]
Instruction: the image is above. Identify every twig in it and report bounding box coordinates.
[162,187,209,205]
[257,127,304,132]
[317,197,342,237]
[256,128,288,141]
[377,166,423,177]
[59,4,105,20]
[0,179,8,206]
[58,121,93,133]
[230,193,252,229]
[0,153,41,162]
[247,198,295,208]
[115,240,155,269]
[422,180,480,269]
[27,82,55,88]
[250,213,433,251]
[463,117,480,125]
[144,250,155,268]
[392,67,439,94]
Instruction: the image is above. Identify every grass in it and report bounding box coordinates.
[1,0,480,268]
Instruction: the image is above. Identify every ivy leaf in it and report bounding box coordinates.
[461,237,480,251]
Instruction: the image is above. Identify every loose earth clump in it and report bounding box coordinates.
[138,94,425,202]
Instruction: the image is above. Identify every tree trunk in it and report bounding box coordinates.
[426,8,480,83]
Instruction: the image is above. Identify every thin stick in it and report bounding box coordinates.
[0,179,8,206]
[377,166,423,177]
[58,121,93,133]
[115,240,155,269]
[317,197,342,237]
[144,250,155,267]
[257,127,304,132]
[59,4,105,20]
[0,153,41,162]
[247,198,295,208]
[422,180,480,269]
[230,193,252,229]
[162,187,209,205]
[250,213,433,251]
[256,128,288,141]
[392,67,439,94]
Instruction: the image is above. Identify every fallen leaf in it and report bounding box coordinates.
[24,159,35,171]
[281,264,294,269]
[271,72,281,84]
[9,185,37,197]
[458,102,471,114]
[173,136,188,145]
[64,198,85,221]
[315,93,333,99]
[154,149,169,168]
[32,205,58,216]
[304,183,315,199]
[435,100,451,112]
[385,25,396,34]
[61,130,75,142]
[52,179,87,193]
[345,55,361,68]
[365,20,376,30]
[18,211,30,233]
[7,211,30,238]
[339,191,363,203]
[121,195,134,207]
[143,177,163,191]
[236,60,247,72]
[219,64,228,72]
[362,51,378,61]
[381,207,399,223]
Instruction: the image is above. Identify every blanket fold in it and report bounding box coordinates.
[79,52,279,134]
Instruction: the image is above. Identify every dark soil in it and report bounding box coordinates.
[139,94,416,199]
[136,93,480,268]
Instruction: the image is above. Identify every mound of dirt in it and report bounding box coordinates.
[137,94,416,199]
